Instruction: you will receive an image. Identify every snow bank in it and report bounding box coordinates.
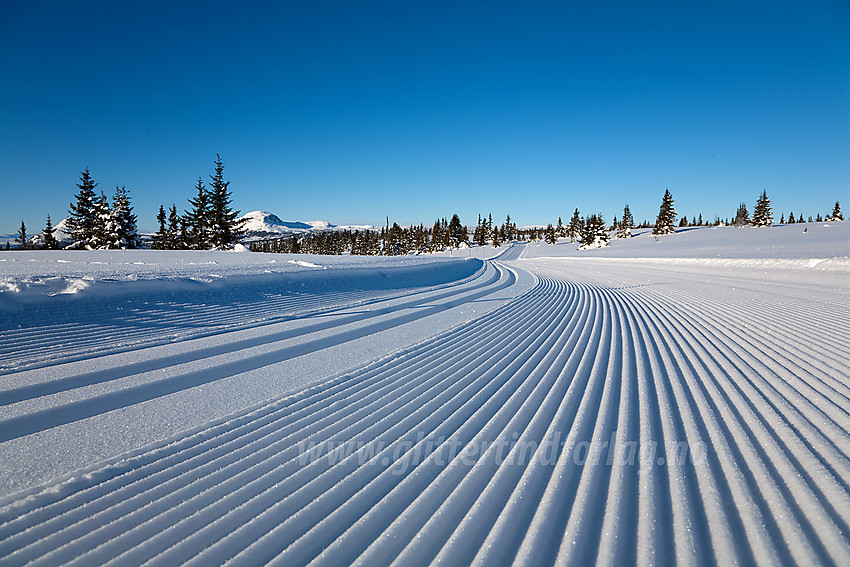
[0,250,483,312]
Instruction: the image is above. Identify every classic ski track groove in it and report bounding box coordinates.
[1,254,849,566]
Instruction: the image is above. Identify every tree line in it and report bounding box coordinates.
[7,179,844,252]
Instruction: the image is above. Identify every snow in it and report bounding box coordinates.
[523,220,850,260]
[0,228,849,565]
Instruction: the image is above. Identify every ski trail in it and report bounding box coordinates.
[1,254,849,566]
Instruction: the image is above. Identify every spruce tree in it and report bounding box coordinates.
[734,203,749,226]
[579,214,609,248]
[111,185,139,248]
[154,205,168,250]
[556,216,565,238]
[448,214,464,248]
[545,223,556,244]
[503,214,515,242]
[167,204,179,249]
[830,201,843,221]
[42,215,59,249]
[568,208,582,242]
[430,220,443,252]
[185,177,211,249]
[208,154,246,249]
[752,190,773,227]
[617,204,634,239]
[652,189,676,236]
[67,168,98,248]
[90,190,112,249]
[15,220,27,249]
[788,212,796,224]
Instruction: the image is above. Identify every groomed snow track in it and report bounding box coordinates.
[2,255,850,565]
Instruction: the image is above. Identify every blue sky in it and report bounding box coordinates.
[1,0,848,234]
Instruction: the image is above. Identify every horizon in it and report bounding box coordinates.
[2,0,848,234]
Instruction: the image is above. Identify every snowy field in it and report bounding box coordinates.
[1,223,849,565]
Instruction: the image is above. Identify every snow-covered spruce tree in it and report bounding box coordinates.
[568,208,582,243]
[42,215,59,249]
[652,189,676,236]
[90,190,112,249]
[617,204,634,238]
[752,190,773,227]
[556,216,565,238]
[111,185,139,249]
[15,220,27,249]
[579,214,609,249]
[545,223,556,244]
[185,177,211,249]
[67,168,98,248]
[830,201,843,221]
[208,154,246,249]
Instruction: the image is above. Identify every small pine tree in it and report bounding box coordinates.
[652,189,677,236]
[830,201,843,221]
[167,204,181,249]
[545,223,556,244]
[42,215,59,249]
[555,216,565,238]
[185,177,211,249]
[733,203,749,226]
[788,212,796,224]
[448,214,464,248]
[67,168,98,248]
[579,214,609,248]
[568,208,582,243]
[15,220,27,249]
[90,190,112,249]
[617,205,634,239]
[110,185,139,249]
[503,214,515,242]
[208,154,246,249]
[752,190,773,227]
[153,205,168,250]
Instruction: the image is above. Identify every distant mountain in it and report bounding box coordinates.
[239,211,375,240]
[1,218,74,248]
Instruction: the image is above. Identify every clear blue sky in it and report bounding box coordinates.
[1,0,848,234]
